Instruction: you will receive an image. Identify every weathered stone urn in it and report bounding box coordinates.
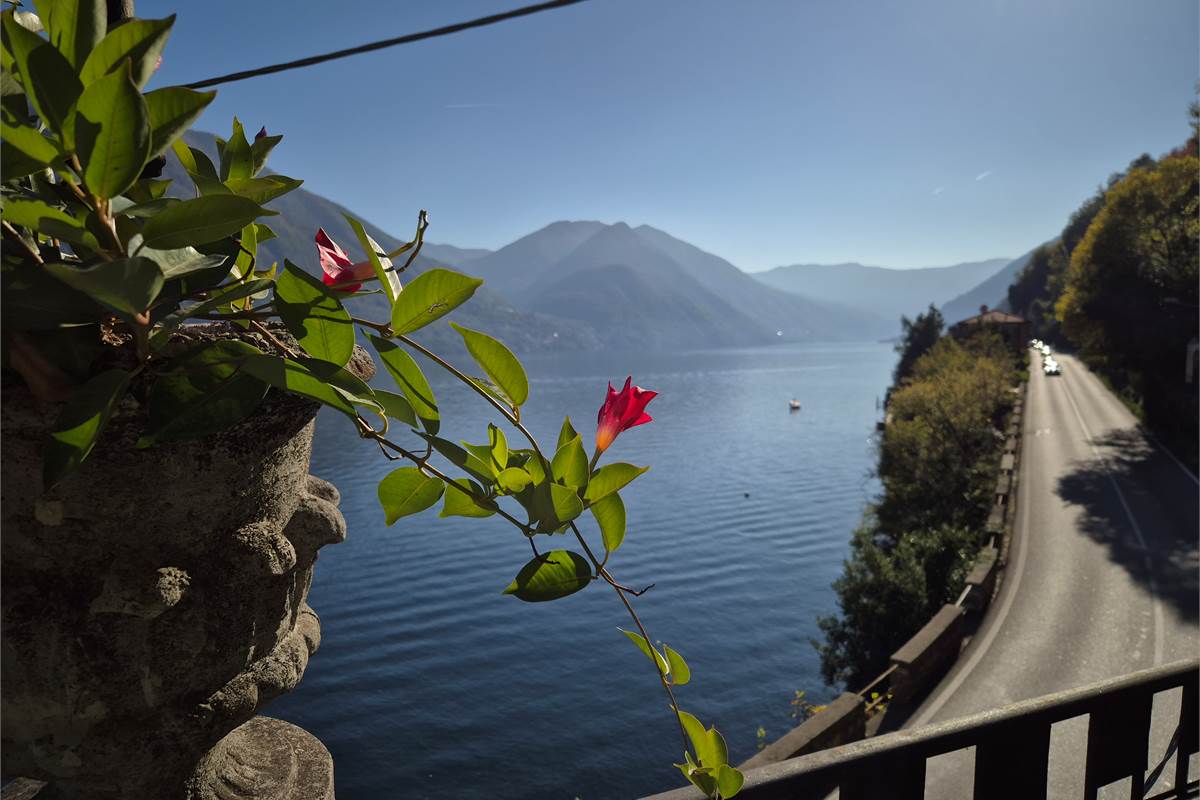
[1,337,368,799]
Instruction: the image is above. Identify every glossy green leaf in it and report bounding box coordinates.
[663,644,691,686]
[502,550,592,602]
[74,60,150,199]
[45,256,163,317]
[139,243,227,280]
[1,257,101,329]
[144,86,215,158]
[715,765,744,798]
[425,435,495,485]
[238,354,358,420]
[620,628,669,674]
[140,194,273,250]
[296,358,380,411]
[448,321,528,407]
[273,260,354,367]
[1,119,63,180]
[678,711,715,767]
[2,11,81,138]
[557,416,579,450]
[43,368,130,488]
[675,758,717,798]
[440,477,496,518]
[378,467,443,524]
[345,214,400,301]
[219,117,252,181]
[373,389,417,427]
[1,198,100,251]
[590,491,626,553]
[496,466,532,493]
[389,267,482,335]
[138,340,267,446]
[549,482,584,523]
[79,15,173,88]
[369,335,438,434]
[583,462,649,505]
[224,175,302,205]
[34,0,103,69]
[551,434,588,489]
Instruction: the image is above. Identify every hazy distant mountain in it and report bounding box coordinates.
[165,133,589,353]
[939,247,1041,325]
[465,221,893,346]
[754,258,1011,323]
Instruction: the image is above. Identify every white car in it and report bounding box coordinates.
[1043,359,1061,376]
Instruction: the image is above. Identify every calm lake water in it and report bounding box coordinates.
[269,341,895,799]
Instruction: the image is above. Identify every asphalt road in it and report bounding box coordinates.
[908,351,1199,799]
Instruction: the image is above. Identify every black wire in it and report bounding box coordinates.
[184,0,591,90]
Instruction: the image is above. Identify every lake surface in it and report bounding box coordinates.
[269,341,895,799]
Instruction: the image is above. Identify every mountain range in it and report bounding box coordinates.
[166,131,1029,351]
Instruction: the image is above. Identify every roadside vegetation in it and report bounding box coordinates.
[1007,102,1199,468]
[816,328,1020,689]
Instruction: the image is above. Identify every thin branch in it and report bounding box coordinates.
[2,221,42,263]
[249,320,300,359]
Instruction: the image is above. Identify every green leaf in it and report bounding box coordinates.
[590,492,626,553]
[373,389,417,427]
[0,198,100,251]
[425,435,495,485]
[584,462,649,505]
[557,416,579,450]
[676,759,717,799]
[678,711,715,767]
[369,335,438,434]
[389,267,482,335]
[3,10,82,138]
[248,131,281,177]
[273,260,354,367]
[551,434,588,489]
[296,357,380,411]
[663,644,691,686]
[74,60,150,200]
[488,424,509,471]
[707,727,729,770]
[549,482,584,523]
[79,15,173,88]
[715,765,744,798]
[345,214,400,301]
[496,466,532,493]
[34,0,103,69]
[502,550,592,602]
[378,467,443,524]
[238,354,358,420]
[448,322,528,407]
[137,243,227,280]
[1,258,102,329]
[140,194,273,250]
[45,256,163,317]
[440,477,496,518]
[1,119,63,180]
[620,629,669,674]
[138,340,267,446]
[144,86,215,158]
[219,117,252,181]
[224,175,302,205]
[43,368,130,488]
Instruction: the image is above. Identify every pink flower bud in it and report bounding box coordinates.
[594,377,656,455]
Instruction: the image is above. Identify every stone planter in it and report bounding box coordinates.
[1,338,366,799]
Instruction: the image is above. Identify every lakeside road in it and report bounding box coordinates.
[909,352,1200,798]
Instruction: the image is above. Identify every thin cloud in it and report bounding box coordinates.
[975,170,992,182]
[932,186,945,195]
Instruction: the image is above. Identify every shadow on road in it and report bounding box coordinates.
[1056,429,1199,623]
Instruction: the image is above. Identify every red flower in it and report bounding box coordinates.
[315,228,373,292]
[594,376,656,456]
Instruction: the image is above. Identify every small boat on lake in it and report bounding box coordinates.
[789,399,802,411]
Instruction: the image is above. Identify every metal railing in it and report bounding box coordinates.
[644,659,1199,800]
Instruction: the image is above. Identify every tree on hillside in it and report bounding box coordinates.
[1056,154,1199,460]
[892,304,944,387]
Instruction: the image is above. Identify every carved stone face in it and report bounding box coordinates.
[1,385,346,799]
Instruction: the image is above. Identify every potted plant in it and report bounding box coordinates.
[1,4,743,798]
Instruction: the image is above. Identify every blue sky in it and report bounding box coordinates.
[143,0,1198,271]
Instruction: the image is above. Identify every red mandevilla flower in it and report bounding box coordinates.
[315,228,374,292]
[594,376,656,456]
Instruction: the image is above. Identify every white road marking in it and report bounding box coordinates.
[1059,371,1165,667]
